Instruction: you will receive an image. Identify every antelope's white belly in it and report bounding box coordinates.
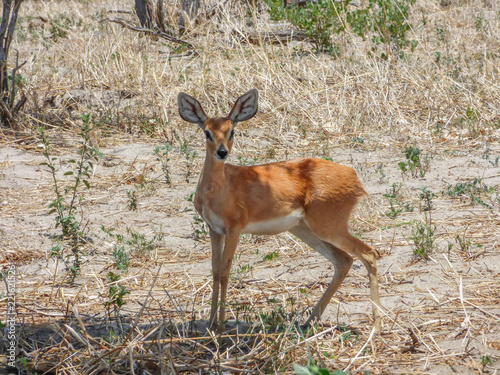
[242,209,304,235]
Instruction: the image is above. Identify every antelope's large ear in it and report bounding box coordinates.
[228,89,258,126]
[178,92,208,129]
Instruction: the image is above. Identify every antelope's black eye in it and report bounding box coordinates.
[205,130,213,141]
[229,129,235,141]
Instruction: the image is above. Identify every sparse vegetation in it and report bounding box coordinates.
[126,189,138,210]
[384,183,414,218]
[39,115,102,281]
[444,177,496,208]
[417,186,437,212]
[410,220,436,260]
[103,272,130,323]
[237,155,259,166]
[294,363,349,375]
[177,134,197,183]
[153,142,174,185]
[102,225,164,262]
[398,146,431,178]
[192,214,208,239]
[266,0,417,58]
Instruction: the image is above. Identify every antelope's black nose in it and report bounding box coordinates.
[216,147,228,160]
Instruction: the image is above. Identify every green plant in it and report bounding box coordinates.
[127,228,163,255]
[417,186,436,212]
[475,14,486,32]
[352,136,364,144]
[384,183,413,218]
[112,244,130,272]
[39,116,102,282]
[259,298,294,330]
[481,355,492,366]
[185,191,195,202]
[263,251,280,261]
[454,225,483,260]
[153,143,174,185]
[267,0,417,58]
[410,220,436,260]
[104,272,130,320]
[179,137,197,182]
[266,0,346,54]
[192,215,208,239]
[126,189,138,210]
[49,14,72,41]
[398,146,430,178]
[444,177,495,208]
[237,155,258,166]
[457,105,481,139]
[102,225,163,260]
[293,363,350,375]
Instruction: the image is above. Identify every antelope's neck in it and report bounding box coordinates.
[196,153,227,206]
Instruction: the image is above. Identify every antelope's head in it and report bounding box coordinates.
[178,89,258,161]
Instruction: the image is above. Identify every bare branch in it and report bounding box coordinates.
[103,17,197,53]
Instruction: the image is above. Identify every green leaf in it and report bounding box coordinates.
[64,171,74,176]
[293,364,313,375]
[83,180,90,189]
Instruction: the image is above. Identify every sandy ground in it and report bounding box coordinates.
[1,127,499,373]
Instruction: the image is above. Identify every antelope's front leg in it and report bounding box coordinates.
[218,230,241,331]
[208,227,224,331]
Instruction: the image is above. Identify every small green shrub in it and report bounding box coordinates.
[266,0,347,54]
[192,215,208,239]
[179,137,197,183]
[153,143,174,185]
[293,363,352,375]
[237,155,259,166]
[266,0,417,58]
[444,177,496,208]
[410,221,436,260]
[102,225,163,264]
[384,183,414,218]
[126,189,138,210]
[263,251,279,261]
[104,272,130,321]
[39,115,102,282]
[417,186,437,212]
[398,146,430,178]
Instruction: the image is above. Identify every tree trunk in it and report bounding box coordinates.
[1,0,25,127]
[179,0,200,35]
[135,0,155,28]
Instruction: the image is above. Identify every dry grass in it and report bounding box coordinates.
[1,0,500,374]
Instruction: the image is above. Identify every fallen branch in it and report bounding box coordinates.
[103,17,197,54]
[234,29,309,45]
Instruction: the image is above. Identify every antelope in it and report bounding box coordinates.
[177,89,382,334]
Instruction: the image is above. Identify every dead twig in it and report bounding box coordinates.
[103,17,197,53]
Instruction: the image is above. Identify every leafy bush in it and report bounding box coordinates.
[265,0,417,58]
[348,0,417,59]
[266,0,347,54]
[410,221,436,260]
[39,115,102,281]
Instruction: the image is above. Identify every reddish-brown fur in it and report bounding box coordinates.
[178,90,382,333]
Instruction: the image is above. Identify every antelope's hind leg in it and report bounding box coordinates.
[289,223,354,327]
[291,222,382,333]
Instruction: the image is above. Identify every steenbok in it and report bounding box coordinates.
[178,89,382,333]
